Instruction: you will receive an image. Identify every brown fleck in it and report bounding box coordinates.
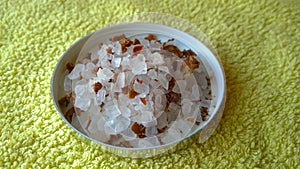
[162,44,183,57]
[119,38,133,53]
[105,93,109,97]
[133,38,141,45]
[66,62,75,73]
[92,66,102,74]
[166,91,181,103]
[206,76,211,86]
[168,77,176,91]
[201,107,209,121]
[98,42,103,49]
[133,45,144,54]
[58,93,72,107]
[128,85,140,99]
[75,107,83,116]
[93,82,103,94]
[121,86,129,94]
[187,117,195,123]
[119,140,133,148]
[136,78,143,84]
[106,47,113,54]
[109,34,126,42]
[140,98,147,105]
[65,107,75,123]
[85,116,91,130]
[184,55,200,72]
[144,34,157,41]
[182,49,196,57]
[195,121,201,126]
[157,126,167,133]
[131,122,146,138]
[100,102,105,110]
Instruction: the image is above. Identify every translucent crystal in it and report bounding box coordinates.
[157,73,169,90]
[82,70,96,79]
[64,76,72,92]
[156,112,168,129]
[86,62,96,71]
[105,115,131,134]
[74,97,90,111]
[114,72,125,92]
[138,139,154,148]
[95,89,106,104]
[74,84,88,97]
[150,52,164,65]
[130,54,147,75]
[173,119,193,135]
[111,57,121,68]
[147,69,157,80]
[68,64,85,80]
[103,105,121,120]
[121,128,137,141]
[161,128,181,144]
[97,67,114,82]
[145,126,157,137]
[134,83,150,94]
[119,106,131,119]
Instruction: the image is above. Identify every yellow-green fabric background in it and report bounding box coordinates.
[1,0,299,168]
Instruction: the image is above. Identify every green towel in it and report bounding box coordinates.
[0,0,299,168]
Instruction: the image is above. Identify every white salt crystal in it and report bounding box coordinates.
[97,67,114,81]
[142,119,157,127]
[176,80,186,91]
[112,42,122,55]
[114,72,125,92]
[156,112,168,129]
[192,84,200,100]
[121,57,130,71]
[106,115,131,133]
[130,54,147,75]
[103,105,121,120]
[117,94,131,107]
[97,44,108,59]
[147,69,157,80]
[121,128,137,141]
[111,57,122,68]
[158,66,169,73]
[138,139,154,148]
[63,76,72,92]
[74,97,90,111]
[119,106,131,119]
[134,83,150,94]
[157,73,169,90]
[161,128,181,144]
[86,62,96,71]
[81,70,96,79]
[74,84,87,97]
[173,119,193,135]
[150,52,164,65]
[174,70,184,80]
[182,102,192,116]
[201,100,211,108]
[95,89,106,104]
[149,79,161,90]
[68,64,85,80]
[145,126,157,137]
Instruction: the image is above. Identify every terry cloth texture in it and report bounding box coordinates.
[0,0,299,168]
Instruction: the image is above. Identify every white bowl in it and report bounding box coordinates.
[50,23,226,158]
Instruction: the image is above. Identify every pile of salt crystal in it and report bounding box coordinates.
[63,34,213,148]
